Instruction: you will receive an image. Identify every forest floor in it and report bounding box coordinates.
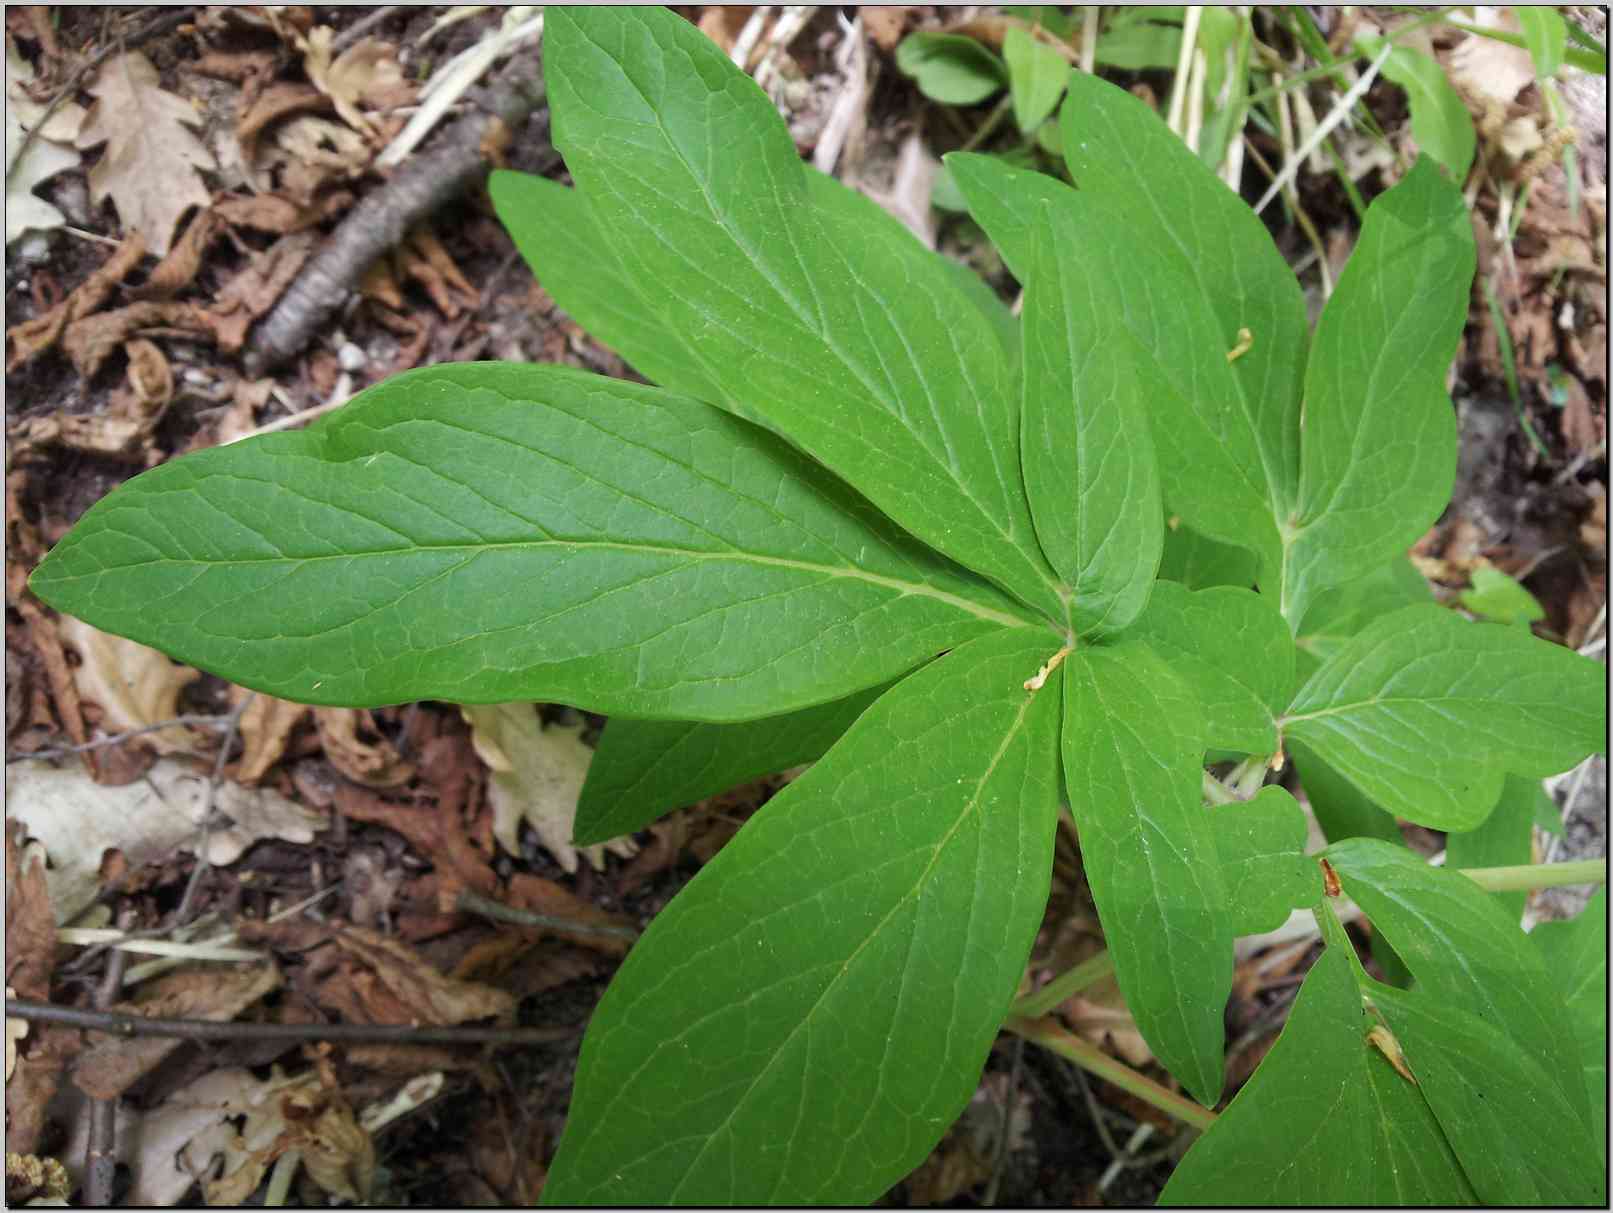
[4,6,1606,1206]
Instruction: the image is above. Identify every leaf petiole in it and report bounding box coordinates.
[1009,950,1116,1019]
[1459,858,1606,894]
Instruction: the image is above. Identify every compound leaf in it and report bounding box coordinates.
[1282,606,1606,830]
[1371,983,1605,1205]
[546,8,1064,621]
[1021,198,1161,634]
[1061,69,1309,524]
[1161,946,1474,1205]
[1212,786,1321,936]
[1284,158,1475,627]
[1061,641,1231,1107]
[30,364,1033,719]
[575,682,889,844]
[1326,838,1592,1132]
[1128,582,1293,755]
[948,150,1281,579]
[541,627,1063,1204]
[1532,888,1608,1147]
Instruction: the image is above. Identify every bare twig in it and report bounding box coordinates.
[170,693,254,930]
[243,56,550,375]
[84,920,132,1208]
[5,998,578,1047]
[6,714,236,764]
[982,1035,1024,1207]
[455,888,640,943]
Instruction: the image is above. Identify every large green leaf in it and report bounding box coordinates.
[1282,605,1607,830]
[1444,773,1543,922]
[1128,582,1293,754]
[1161,946,1475,1205]
[1288,738,1401,847]
[489,171,723,404]
[1021,198,1161,634]
[545,9,1065,622]
[1518,5,1568,78]
[1060,70,1310,526]
[575,683,890,844]
[947,151,1281,578]
[1371,983,1605,1204]
[1061,641,1231,1106]
[30,365,1034,718]
[540,627,1064,1204]
[1283,158,1475,627]
[1532,888,1608,1147]
[1212,786,1321,935]
[1326,838,1592,1132]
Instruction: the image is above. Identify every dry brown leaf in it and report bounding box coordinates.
[236,80,331,163]
[697,6,755,53]
[330,925,516,1026]
[214,189,344,234]
[1447,8,1536,110]
[505,871,635,959]
[233,687,309,783]
[265,113,372,200]
[208,228,320,352]
[314,708,415,788]
[60,299,214,377]
[6,33,87,244]
[138,209,221,297]
[4,1022,78,1155]
[75,52,215,256]
[300,26,409,138]
[5,232,145,370]
[462,705,638,873]
[399,227,480,318]
[73,963,282,1100]
[5,821,56,1001]
[59,617,201,757]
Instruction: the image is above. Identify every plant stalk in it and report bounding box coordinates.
[1005,1015,1218,1132]
[1460,858,1606,893]
[1010,951,1116,1019]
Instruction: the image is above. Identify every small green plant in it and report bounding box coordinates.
[29,8,1607,1206]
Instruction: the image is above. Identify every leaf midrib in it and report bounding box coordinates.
[51,536,1045,633]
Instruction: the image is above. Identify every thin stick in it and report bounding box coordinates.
[84,927,131,1208]
[5,998,578,1047]
[455,889,639,943]
[6,714,236,763]
[1005,1014,1218,1132]
[1255,42,1392,215]
[170,693,254,929]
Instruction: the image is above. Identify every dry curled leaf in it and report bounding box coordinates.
[299,26,410,138]
[314,708,414,788]
[59,617,201,757]
[461,705,638,874]
[76,52,215,256]
[233,686,308,783]
[4,232,144,370]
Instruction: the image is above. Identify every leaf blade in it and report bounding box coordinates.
[31,364,1035,719]
[541,627,1064,1204]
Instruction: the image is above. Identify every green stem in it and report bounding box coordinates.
[1010,950,1116,1019]
[961,94,1013,153]
[1005,1015,1218,1132]
[1460,858,1606,894]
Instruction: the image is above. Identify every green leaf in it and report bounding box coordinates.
[1518,5,1568,79]
[1003,5,1072,39]
[489,171,723,405]
[548,9,1065,622]
[1326,837,1594,1134]
[1443,774,1542,921]
[1283,606,1607,829]
[1062,641,1231,1106]
[1158,518,1258,590]
[1294,555,1431,682]
[1128,582,1293,755]
[1371,983,1605,1205]
[1362,41,1477,180]
[1532,888,1608,1147]
[947,149,1282,579]
[1003,26,1069,133]
[30,364,1034,718]
[1161,946,1475,1205]
[1095,12,1183,70]
[1288,738,1400,846]
[1061,70,1310,532]
[1458,563,1545,626]
[540,627,1064,1204]
[1212,786,1322,935]
[1021,198,1161,634]
[575,683,889,845]
[1283,158,1475,627]
[895,31,1008,105]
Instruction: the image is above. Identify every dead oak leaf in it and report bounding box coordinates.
[76,51,215,256]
